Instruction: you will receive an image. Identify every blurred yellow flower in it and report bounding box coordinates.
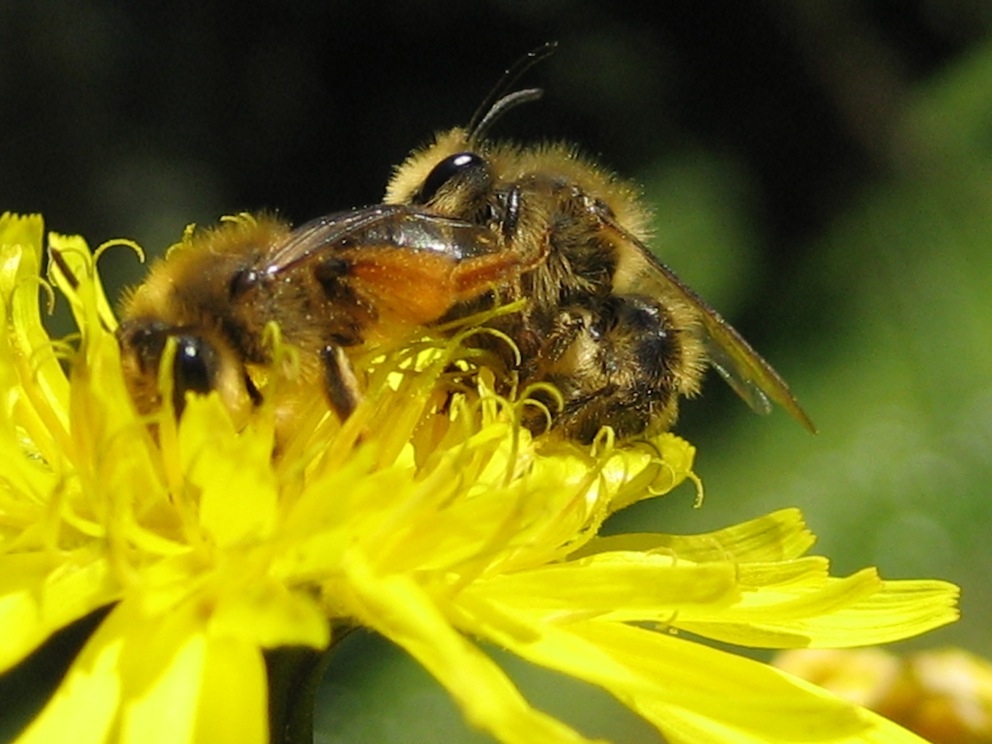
[776,647,992,744]
[0,213,960,744]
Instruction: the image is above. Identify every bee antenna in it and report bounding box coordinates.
[467,41,558,143]
[469,88,544,144]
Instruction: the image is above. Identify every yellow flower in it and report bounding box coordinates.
[775,647,992,744]
[0,213,960,744]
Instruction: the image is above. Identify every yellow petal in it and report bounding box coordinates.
[492,618,932,744]
[192,637,268,744]
[118,632,205,744]
[46,230,124,336]
[15,605,127,744]
[0,213,70,458]
[678,572,960,648]
[604,433,698,511]
[468,551,738,622]
[179,395,278,547]
[577,508,815,562]
[0,549,119,673]
[344,555,603,744]
[208,579,329,650]
[113,595,270,744]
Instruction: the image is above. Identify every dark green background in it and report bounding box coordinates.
[3,2,991,742]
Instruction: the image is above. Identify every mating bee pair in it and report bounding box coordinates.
[117,44,813,444]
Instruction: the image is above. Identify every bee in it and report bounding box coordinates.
[117,43,813,443]
[115,207,515,437]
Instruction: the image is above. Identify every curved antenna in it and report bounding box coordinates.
[469,88,544,144]
[466,41,558,143]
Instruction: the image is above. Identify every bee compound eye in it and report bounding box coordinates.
[172,335,217,412]
[413,151,487,205]
[229,268,260,300]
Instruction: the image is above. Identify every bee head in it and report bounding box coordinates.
[401,145,494,221]
[117,318,257,425]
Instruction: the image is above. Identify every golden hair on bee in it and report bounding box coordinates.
[116,43,813,446]
[379,42,812,440]
[118,214,296,428]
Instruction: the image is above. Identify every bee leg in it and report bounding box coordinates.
[321,345,361,422]
[515,305,598,434]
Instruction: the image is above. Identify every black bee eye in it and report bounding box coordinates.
[413,152,486,205]
[172,335,217,413]
[229,268,259,300]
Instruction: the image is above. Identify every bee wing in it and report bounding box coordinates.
[262,207,396,274]
[606,221,816,433]
[263,204,502,276]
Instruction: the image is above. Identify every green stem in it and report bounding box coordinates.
[266,623,356,744]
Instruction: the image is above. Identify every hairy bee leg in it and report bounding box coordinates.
[321,345,361,422]
[450,227,551,302]
[450,251,525,299]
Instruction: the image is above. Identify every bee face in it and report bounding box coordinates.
[116,215,287,428]
[117,46,813,443]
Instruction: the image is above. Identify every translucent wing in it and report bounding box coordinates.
[605,219,816,433]
[262,204,501,277]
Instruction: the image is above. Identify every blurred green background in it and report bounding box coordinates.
[3,1,991,742]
